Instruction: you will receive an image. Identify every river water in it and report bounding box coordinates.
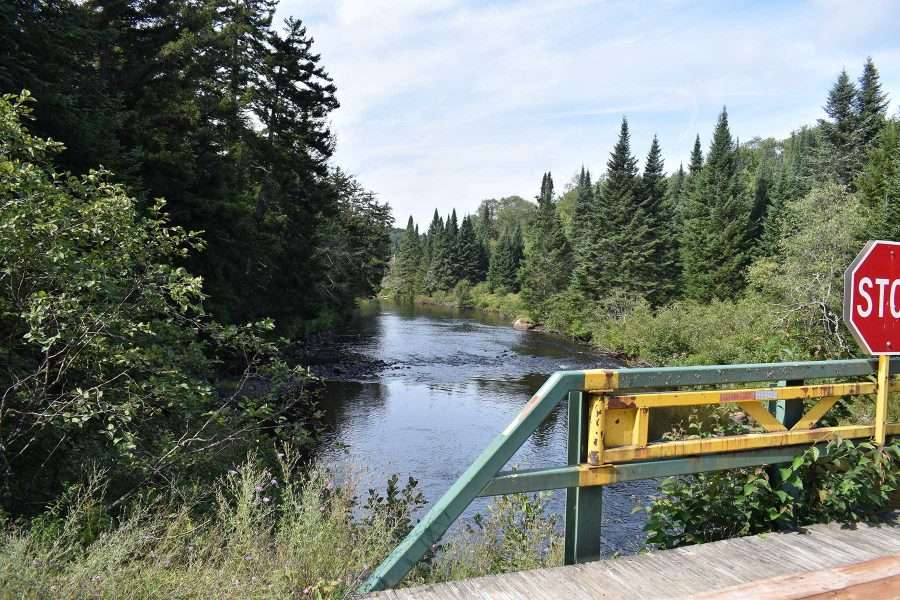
[318,300,656,556]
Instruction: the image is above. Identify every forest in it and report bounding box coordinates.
[383,58,900,366]
[4,0,900,597]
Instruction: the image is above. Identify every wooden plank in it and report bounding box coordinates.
[371,514,900,600]
[687,555,900,600]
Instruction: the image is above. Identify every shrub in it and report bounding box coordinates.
[643,438,900,550]
[0,91,322,515]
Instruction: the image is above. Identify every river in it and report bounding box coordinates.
[317,300,656,556]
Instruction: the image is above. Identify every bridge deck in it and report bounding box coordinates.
[370,512,900,599]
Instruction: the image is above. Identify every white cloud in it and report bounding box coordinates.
[277,0,900,226]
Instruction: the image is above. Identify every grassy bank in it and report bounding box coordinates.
[412,281,528,320]
[0,456,561,599]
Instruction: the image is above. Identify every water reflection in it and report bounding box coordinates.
[318,300,656,556]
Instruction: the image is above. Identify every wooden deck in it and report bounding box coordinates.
[370,512,900,599]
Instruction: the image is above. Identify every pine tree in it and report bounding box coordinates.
[681,107,753,301]
[668,163,687,224]
[818,69,863,186]
[488,224,523,293]
[856,57,889,150]
[641,135,679,305]
[858,120,900,210]
[446,209,460,282]
[570,167,604,295]
[519,172,572,317]
[457,215,485,283]
[689,135,704,175]
[393,216,422,301]
[424,213,454,292]
[593,118,653,295]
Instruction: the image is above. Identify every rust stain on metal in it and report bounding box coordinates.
[607,395,636,409]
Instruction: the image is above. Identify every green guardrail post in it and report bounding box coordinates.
[769,379,804,428]
[564,391,603,564]
[768,379,804,528]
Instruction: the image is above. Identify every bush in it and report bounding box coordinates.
[426,492,563,583]
[589,295,791,366]
[643,438,900,550]
[0,91,322,515]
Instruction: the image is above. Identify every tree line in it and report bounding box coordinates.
[386,58,897,330]
[1,0,392,515]
[1,0,392,330]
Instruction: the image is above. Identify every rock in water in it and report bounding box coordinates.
[512,318,536,331]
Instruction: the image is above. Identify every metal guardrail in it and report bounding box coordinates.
[360,358,900,593]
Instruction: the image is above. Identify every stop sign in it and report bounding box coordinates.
[844,240,900,355]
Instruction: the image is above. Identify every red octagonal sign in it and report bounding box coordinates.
[844,240,900,355]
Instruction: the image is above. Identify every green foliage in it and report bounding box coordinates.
[3,1,391,328]
[589,118,655,298]
[855,57,890,154]
[589,295,790,366]
[363,474,427,545]
[640,135,679,306]
[428,492,562,583]
[453,280,474,309]
[519,173,572,319]
[643,439,900,550]
[391,216,422,302]
[456,216,486,284]
[748,183,868,357]
[0,459,566,597]
[681,108,754,301]
[0,92,322,514]
[487,224,523,293]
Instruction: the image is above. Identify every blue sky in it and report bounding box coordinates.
[277,0,900,227]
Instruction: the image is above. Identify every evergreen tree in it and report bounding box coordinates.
[858,120,900,210]
[424,214,455,292]
[457,215,485,283]
[681,107,753,301]
[818,69,863,186]
[570,167,604,295]
[856,57,889,150]
[668,163,687,224]
[519,172,572,317]
[475,200,497,250]
[592,118,653,296]
[689,135,704,175]
[488,224,524,293]
[641,135,679,305]
[393,216,422,301]
[446,209,460,281]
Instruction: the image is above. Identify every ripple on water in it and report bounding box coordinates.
[317,301,655,556]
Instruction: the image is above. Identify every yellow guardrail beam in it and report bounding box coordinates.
[598,381,900,410]
[598,423,900,464]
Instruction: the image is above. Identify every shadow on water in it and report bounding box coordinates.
[316,300,657,556]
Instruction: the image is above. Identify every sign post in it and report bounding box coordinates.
[843,240,900,445]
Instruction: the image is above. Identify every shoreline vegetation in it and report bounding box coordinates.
[4,0,900,595]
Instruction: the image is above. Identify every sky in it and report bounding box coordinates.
[276,0,900,227]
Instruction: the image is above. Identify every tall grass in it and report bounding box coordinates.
[0,456,562,599]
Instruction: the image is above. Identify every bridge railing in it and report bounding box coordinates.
[360,358,900,593]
